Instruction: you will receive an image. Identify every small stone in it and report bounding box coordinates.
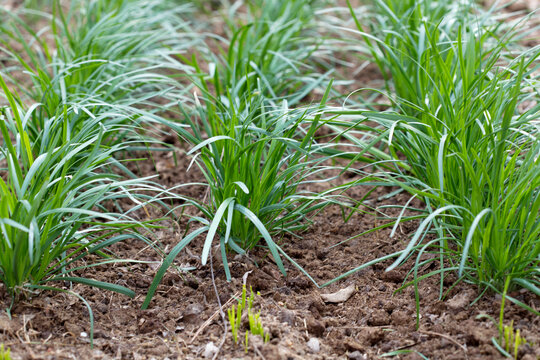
[92,349,106,359]
[80,332,88,338]
[203,342,219,359]
[307,338,320,353]
[348,351,367,360]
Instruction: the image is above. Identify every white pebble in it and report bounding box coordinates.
[204,341,219,359]
[307,337,320,353]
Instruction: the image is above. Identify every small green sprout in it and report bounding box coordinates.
[228,284,270,352]
[247,309,270,345]
[501,321,527,360]
[0,344,11,360]
[478,314,530,359]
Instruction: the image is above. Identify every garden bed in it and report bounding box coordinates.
[0,138,538,359]
[0,0,539,359]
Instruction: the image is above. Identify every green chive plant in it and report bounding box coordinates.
[334,0,540,314]
[0,0,192,343]
[142,82,354,307]
[0,78,159,301]
[142,0,358,308]
[0,0,196,145]
[350,0,471,102]
[188,0,327,108]
[0,74,169,343]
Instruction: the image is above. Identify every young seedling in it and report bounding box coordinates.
[478,313,530,359]
[247,308,270,350]
[0,344,11,360]
[228,284,270,352]
[501,321,528,360]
